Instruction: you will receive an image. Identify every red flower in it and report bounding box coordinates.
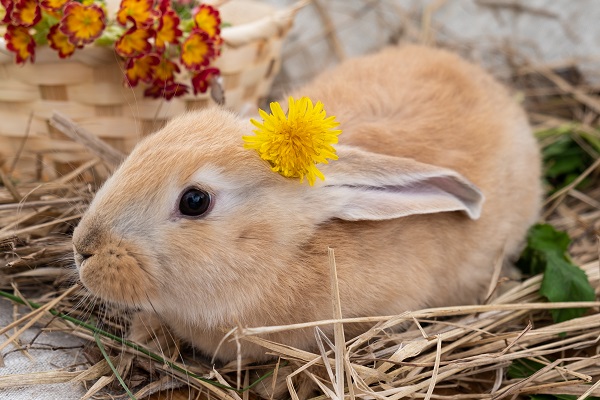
[144,81,189,100]
[155,8,181,51]
[116,0,155,27]
[154,57,179,83]
[193,4,220,38]
[191,67,219,95]
[59,2,106,46]
[11,0,41,27]
[47,23,75,58]
[1,0,14,24]
[157,0,171,13]
[115,23,153,57]
[180,29,216,71]
[4,24,35,64]
[40,0,69,12]
[124,53,160,86]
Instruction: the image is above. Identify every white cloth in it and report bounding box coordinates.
[0,299,87,400]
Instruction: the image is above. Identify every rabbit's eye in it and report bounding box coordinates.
[179,188,211,217]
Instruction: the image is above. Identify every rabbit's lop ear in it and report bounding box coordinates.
[318,145,484,221]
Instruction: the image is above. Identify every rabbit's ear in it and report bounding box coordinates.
[315,145,484,221]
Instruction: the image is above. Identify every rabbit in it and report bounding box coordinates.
[72,45,542,363]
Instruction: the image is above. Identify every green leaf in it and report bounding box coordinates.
[545,155,586,178]
[95,24,126,46]
[540,134,593,192]
[509,358,600,400]
[516,224,596,323]
[527,224,571,255]
[507,358,545,379]
[32,13,60,45]
[540,254,596,322]
[528,395,600,400]
[516,224,569,276]
[173,3,193,20]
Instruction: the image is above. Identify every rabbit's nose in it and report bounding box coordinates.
[78,252,93,261]
[72,217,107,258]
[73,247,95,266]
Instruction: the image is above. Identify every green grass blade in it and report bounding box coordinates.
[94,331,136,400]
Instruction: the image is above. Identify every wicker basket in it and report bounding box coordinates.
[0,0,299,181]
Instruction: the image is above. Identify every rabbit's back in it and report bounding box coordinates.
[296,45,542,308]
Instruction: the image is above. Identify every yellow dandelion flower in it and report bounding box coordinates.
[243,97,342,186]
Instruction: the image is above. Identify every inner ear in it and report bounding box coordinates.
[316,145,484,222]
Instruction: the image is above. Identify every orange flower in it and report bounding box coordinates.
[124,53,159,86]
[59,2,105,46]
[193,4,220,38]
[154,57,179,83]
[40,0,69,11]
[115,24,153,57]
[4,24,35,64]
[144,81,189,100]
[116,0,155,27]
[180,29,215,71]
[213,34,223,56]
[191,67,219,95]
[155,9,181,51]
[47,24,75,58]
[11,0,41,27]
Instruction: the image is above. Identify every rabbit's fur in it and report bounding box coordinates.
[72,45,542,362]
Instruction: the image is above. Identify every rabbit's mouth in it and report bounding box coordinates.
[75,242,159,309]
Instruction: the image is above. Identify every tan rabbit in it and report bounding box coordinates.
[72,45,542,362]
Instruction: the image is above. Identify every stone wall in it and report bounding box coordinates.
[266,0,599,95]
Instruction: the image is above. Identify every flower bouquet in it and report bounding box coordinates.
[0,0,300,180]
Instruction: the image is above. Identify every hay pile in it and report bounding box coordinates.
[1,58,599,400]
